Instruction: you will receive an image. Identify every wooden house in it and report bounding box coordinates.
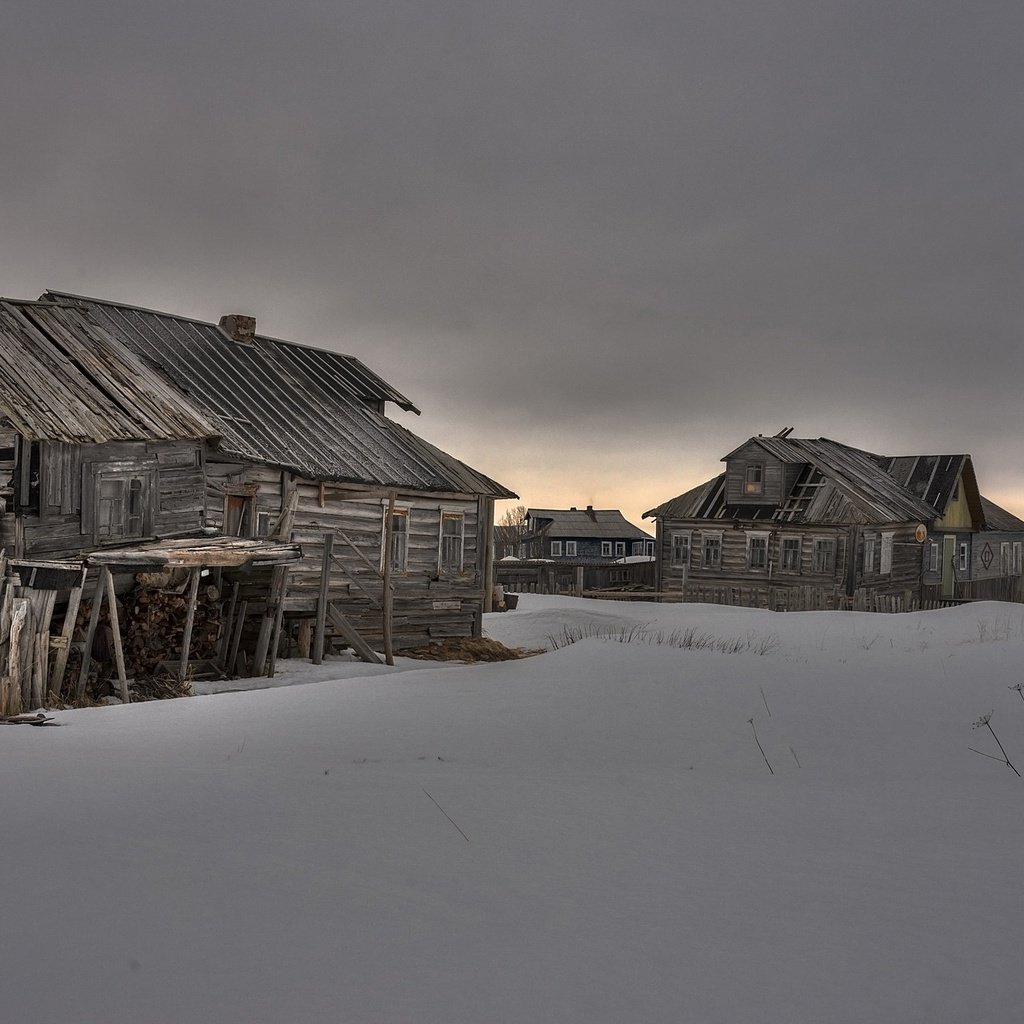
[0,291,515,665]
[520,507,654,561]
[644,431,1024,610]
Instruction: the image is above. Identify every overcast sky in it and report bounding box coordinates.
[3,1,1022,527]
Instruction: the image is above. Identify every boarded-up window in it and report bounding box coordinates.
[880,533,894,575]
[863,535,876,574]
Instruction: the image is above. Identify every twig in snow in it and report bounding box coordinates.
[971,712,1021,777]
[969,746,1008,763]
[760,687,772,718]
[422,788,470,842]
[1010,683,1024,705]
[789,745,801,768]
[748,718,774,775]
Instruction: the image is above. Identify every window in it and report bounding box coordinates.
[645,541,655,557]
[702,532,722,568]
[1014,543,1022,575]
[614,541,625,557]
[863,535,876,574]
[781,537,800,572]
[381,509,408,571]
[670,532,691,566]
[880,532,894,575]
[813,538,836,574]
[744,463,764,495]
[439,513,464,573]
[96,472,150,540]
[959,543,970,573]
[1000,542,1011,575]
[928,542,939,573]
[631,541,644,556]
[565,541,577,557]
[601,541,612,557]
[746,532,769,570]
[550,540,562,557]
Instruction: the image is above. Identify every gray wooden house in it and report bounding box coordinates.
[0,291,515,664]
[644,431,1024,610]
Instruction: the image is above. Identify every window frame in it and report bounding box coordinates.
[614,541,626,557]
[601,541,612,557]
[702,531,722,569]
[670,531,691,567]
[92,467,155,544]
[438,511,465,574]
[863,534,876,575]
[744,463,764,496]
[780,536,801,573]
[879,532,894,575]
[550,540,563,557]
[959,542,970,573]
[813,537,836,575]
[380,506,410,573]
[746,531,770,571]
[565,540,578,557]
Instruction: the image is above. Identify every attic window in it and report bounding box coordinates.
[745,464,764,495]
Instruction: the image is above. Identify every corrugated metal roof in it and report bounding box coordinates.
[42,291,514,498]
[526,508,652,540]
[0,299,219,443]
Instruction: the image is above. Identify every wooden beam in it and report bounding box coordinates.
[312,533,332,665]
[266,566,289,678]
[382,491,395,667]
[103,567,130,703]
[326,605,382,665]
[76,570,107,698]
[178,568,202,684]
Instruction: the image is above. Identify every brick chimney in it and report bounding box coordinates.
[219,314,257,344]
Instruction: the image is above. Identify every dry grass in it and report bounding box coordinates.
[400,637,544,663]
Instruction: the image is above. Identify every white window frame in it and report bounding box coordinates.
[1014,542,1022,575]
[550,540,562,557]
[928,542,939,573]
[438,511,465,573]
[959,542,970,573]
[879,532,894,575]
[670,531,691,567]
[631,541,644,556]
[380,506,410,572]
[565,541,577,557]
[746,531,770,571]
[813,537,836,575]
[780,536,801,572]
[702,531,722,569]
[614,541,626,557]
[645,540,655,557]
[601,541,612,557]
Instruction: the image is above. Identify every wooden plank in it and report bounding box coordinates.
[327,605,382,665]
[48,565,88,698]
[76,570,108,698]
[103,567,130,703]
[382,491,395,666]
[178,568,202,683]
[266,567,289,678]
[313,533,332,665]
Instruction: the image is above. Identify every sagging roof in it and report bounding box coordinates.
[644,435,997,528]
[42,291,515,499]
[0,299,219,443]
[526,507,652,540]
[980,496,1024,533]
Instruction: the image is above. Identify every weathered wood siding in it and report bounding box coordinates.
[724,442,785,505]
[657,518,924,605]
[206,458,488,648]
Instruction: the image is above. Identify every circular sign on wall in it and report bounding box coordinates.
[914,524,928,543]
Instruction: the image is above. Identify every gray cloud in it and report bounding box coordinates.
[2,0,1022,522]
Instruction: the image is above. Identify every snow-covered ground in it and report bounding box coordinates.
[5,595,1024,1023]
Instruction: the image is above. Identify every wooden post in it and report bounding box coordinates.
[228,599,248,676]
[217,581,240,670]
[382,492,395,666]
[76,570,108,698]
[103,567,130,703]
[267,567,289,677]
[313,533,332,665]
[49,565,88,699]
[575,566,584,596]
[178,568,202,684]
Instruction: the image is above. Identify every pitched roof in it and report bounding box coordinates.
[41,291,515,498]
[980,496,1024,533]
[526,507,652,540]
[644,436,997,528]
[0,298,219,443]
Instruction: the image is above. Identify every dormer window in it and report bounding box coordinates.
[745,464,764,495]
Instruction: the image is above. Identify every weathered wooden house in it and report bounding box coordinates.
[0,291,515,665]
[520,507,654,561]
[644,432,1024,610]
